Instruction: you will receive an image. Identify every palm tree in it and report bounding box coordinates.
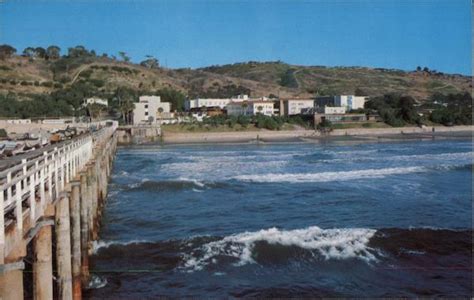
[241,101,249,115]
[115,87,135,124]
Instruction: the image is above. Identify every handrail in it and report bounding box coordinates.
[0,121,117,254]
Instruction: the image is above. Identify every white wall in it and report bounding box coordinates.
[286,100,315,115]
[134,96,171,125]
[334,95,367,111]
[324,106,346,114]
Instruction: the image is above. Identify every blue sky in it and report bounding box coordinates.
[0,0,471,74]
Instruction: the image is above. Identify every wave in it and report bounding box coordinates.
[92,239,148,254]
[92,227,472,273]
[123,179,228,192]
[232,166,425,183]
[86,274,108,289]
[181,226,379,271]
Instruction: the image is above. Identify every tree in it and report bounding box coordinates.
[140,55,159,69]
[397,96,419,123]
[118,51,130,62]
[114,87,136,124]
[241,101,249,115]
[279,69,298,88]
[0,44,16,60]
[68,45,89,58]
[22,47,36,58]
[46,45,61,59]
[416,66,422,72]
[86,103,107,121]
[34,47,47,59]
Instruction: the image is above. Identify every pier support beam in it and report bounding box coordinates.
[70,181,82,300]
[79,172,90,286]
[55,192,73,300]
[0,260,25,300]
[33,225,53,300]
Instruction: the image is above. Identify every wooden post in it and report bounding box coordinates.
[33,225,53,300]
[55,192,73,300]
[79,172,90,286]
[0,260,24,300]
[70,181,82,300]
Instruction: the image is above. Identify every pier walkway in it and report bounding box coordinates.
[0,121,118,300]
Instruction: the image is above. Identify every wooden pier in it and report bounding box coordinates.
[0,122,118,299]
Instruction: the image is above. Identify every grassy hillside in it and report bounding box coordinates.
[200,61,471,100]
[0,55,471,103]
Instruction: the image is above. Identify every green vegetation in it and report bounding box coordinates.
[427,92,472,126]
[184,114,312,131]
[365,94,420,127]
[279,68,298,88]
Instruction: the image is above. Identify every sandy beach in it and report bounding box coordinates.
[161,125,473,144]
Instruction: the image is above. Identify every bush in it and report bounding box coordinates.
[79,69,93,78]
[41,81,53,87]
[317,119,332,130]
[89,79,105,88]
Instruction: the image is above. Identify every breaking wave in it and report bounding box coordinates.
[92,239,148,254]
[232,166,425,183]
[124,179,227,192]
[181,226,379,271]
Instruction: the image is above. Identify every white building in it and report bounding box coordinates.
[334,95,367,111]
[184,98,232,110]
[184,95,267,111]
[133,95,171,125]
[322,106,346,114]
[226,101,274,116]
[84,97,108,107]
[279,99,315,116]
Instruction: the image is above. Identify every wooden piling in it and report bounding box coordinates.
[55,192,73,300]
[79,172,90,286]
[33,225,53,300]
[70,181,82,300]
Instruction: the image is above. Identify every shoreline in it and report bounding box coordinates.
[160,125,473,145]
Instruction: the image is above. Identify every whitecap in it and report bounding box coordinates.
[92,239,148,254]
[232,166,425,183]
[86,274,108,289]
[182,226,378,272]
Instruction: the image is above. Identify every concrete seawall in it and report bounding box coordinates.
[0,125,118,299]
[117,125,161,145]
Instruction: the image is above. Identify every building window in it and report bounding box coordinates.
[145,104,148,109]
[145,112,149,116]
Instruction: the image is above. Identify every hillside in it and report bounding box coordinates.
[0,55,471,103]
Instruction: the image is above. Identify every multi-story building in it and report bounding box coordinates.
[278,98,315,116]
[315,95,368,112]
[184,98,232,110]
[184,95,267,111]
[133,95,171,125]
[226,101,274,116]
[334,95,367,111]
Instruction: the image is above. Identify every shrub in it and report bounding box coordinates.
[41,81,53,87]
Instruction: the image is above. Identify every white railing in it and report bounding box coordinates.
[0,121,117,255]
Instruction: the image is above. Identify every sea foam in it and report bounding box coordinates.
[92,239,148,254]
[182,226,378,271]
[233,166,425,183]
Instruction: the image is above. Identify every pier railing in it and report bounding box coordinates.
[0,121,117,262]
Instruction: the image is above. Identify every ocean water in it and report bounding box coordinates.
[85,138,472,298]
